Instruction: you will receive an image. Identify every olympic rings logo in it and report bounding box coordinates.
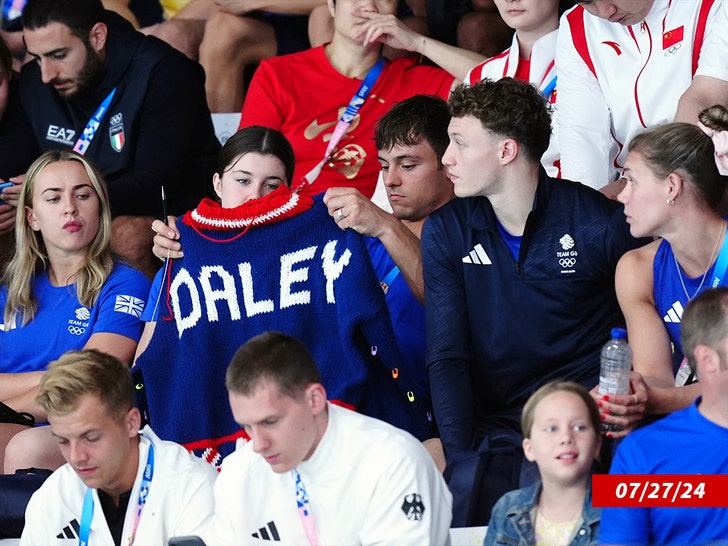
[664,43,681,57]
[559,258,577,268]
[68,325,86,335]
[110,113,123,125]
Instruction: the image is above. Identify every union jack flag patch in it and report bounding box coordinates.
[114,295,145,318]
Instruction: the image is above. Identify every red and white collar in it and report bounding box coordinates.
[184,186,314,232]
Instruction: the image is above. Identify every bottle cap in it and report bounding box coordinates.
[611,327,627,339]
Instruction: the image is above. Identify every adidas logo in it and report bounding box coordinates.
[462,243,492,265]
[663,300,684,323]
[56,518,80,539]
[252,521,280,541]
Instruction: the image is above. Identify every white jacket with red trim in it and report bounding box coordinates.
[556,0,728,189]
[465,30,561,178]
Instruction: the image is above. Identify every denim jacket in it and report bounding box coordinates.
[484,481,600,546]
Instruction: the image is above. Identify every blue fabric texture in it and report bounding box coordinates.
[366,236,432,428]
[0,263,149,373]
[136,195,431,466]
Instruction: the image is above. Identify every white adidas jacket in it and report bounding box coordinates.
[20,426,217,546]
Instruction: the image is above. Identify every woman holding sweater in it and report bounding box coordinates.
[135,126,429,466]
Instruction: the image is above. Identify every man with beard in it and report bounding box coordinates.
[2,0,219,277]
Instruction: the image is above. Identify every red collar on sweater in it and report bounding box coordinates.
[183,186,314,232]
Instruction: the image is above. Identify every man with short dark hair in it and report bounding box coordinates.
[600,287,728,545]
[150,95,455,450]
[322,95,455,443]
[323,93,454,303]
[3,0,219,276]
[20,349,217,546]
[206,331,453,545]
[422,78,644,524]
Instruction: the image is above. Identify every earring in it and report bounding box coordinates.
[667,198,676,206]
[33,223,38,228]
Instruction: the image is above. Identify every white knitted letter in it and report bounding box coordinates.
[321,240,351,303]
[199,265,242,322]
[170,268,202,338]
[239,262,274,317]
[280,245,316,309]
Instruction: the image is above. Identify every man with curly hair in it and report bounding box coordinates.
[422,77,645,525]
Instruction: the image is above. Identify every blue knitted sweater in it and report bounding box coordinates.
[136,189,430,466]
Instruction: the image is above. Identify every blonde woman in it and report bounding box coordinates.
[0,150,150,472]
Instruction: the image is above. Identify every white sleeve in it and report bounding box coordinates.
[19,489,52,546]
[203,464,243,546]
[696,0,728,82]
[358,443,453,546]
[168,470,217,538]
[556,12,617,189]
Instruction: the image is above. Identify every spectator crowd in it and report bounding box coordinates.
[3,0,728,545]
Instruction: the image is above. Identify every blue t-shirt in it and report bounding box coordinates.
[0,263,150,373]
[496,220,522,262]
[653,238,720,364]
[142,263,167,322]
[600,400,728,545]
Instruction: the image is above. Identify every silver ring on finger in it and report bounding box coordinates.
[337,208,344,220]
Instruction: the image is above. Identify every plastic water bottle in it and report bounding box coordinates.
[598,327,632,432]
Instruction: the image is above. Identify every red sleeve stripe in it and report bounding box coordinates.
[566,6,597,79]
[468,50,509,86]
[693,0,716,76]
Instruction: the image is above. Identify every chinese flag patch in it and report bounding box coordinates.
[663,26,684,50]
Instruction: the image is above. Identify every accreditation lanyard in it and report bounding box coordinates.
[2,0,25,21]
[293,469,318,546]
[380,265,400,294]
[711,224,728,288]
[78,443,155,546]
[299,57,386,189]
[73,87,117,156]
[538,62,557,103]
[501,54,556,103]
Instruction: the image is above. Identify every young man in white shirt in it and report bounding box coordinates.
[206,331,453,545]
[20,349,217,546]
